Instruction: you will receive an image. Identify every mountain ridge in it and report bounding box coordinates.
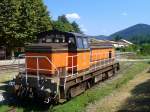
[110,23,150,39]
[93,23,150,44]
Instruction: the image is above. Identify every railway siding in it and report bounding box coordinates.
[0,59,25,74]
[0,59,24,66]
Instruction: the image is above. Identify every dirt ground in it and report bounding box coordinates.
[86,69,150,112]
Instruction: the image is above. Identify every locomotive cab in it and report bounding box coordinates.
[25,30,90,76]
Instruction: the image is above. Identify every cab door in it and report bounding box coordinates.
[68,37,78,75]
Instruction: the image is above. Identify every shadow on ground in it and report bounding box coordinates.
[0,81,54,112]
[118,71,150,112]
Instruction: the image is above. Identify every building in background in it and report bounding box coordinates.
[89,38,133,48]
[113,39,133,48]
[0,46,25,60]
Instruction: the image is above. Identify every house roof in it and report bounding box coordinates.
[119,39,133,45]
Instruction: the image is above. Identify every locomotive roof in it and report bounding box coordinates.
[37,30,88,38]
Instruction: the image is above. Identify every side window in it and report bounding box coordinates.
[109,51,112,58]
[45,35,53,43]
[83,38,89,49]
[54,38,59,43]
[46,38,52,43]
[77,37,84,49]
[39,34,66,43]
[42,38,46,43]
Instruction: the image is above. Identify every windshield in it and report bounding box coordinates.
[39,34,66,43]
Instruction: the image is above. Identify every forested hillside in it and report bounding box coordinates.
[94,24,150,44]
[111,24,150,44]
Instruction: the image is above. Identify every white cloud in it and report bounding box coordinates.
[121,12,128,16]
[65,13,80,20]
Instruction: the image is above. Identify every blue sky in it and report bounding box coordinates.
[44,0,150,36]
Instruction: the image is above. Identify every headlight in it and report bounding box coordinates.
[51,79,55,84]
[45,88,51,93]
[8,81,15,86]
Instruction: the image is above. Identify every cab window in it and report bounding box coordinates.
[68,37,76,48]
[83,38,89,48]
[77,37,84,49]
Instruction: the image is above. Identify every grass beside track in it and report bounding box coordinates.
[0,62,149,112]
[52,62,149,112]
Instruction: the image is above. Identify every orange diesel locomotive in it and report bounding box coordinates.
[11,30,119,103]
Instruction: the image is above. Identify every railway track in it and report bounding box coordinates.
[0,64,24,73]
[0,61,137,112]
[0,64,19,70]
[0,58,25,72]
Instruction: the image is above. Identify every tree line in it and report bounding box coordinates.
[119,44,150,56]
[0,0,82,55]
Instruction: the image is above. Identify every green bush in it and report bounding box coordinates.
[119,44,150,56]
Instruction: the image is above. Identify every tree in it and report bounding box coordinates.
[0,0,20,57]
[52,21,65,31]
[53,15,75,32]
[0,0,52,57]
[0,0,17,45]
[53,21,74,32]
[17,0,53,43]
[58,15,69,24]
[71,21,82,33]
[53,15,83,33]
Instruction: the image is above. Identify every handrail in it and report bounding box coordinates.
[90,52,116,71]
[66,55,78,77]
[24,56,59,72]
[18,55,60,99]
[24,56,59,83]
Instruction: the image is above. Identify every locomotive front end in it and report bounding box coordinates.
[9,31,70,104]
[12,71,59,103]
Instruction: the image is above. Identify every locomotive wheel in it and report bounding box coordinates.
[87,81,91,89]
[105,72,109,79]
[66,89,71,101]
[52,95,59,105]
[86,80,92,89]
